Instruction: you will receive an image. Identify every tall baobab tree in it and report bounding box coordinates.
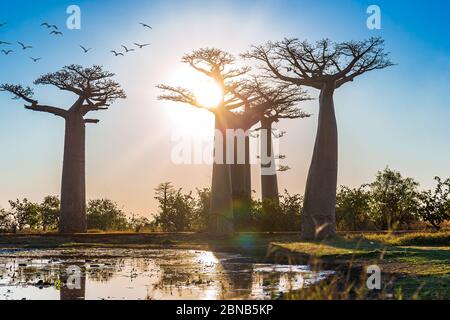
[0,65,126,233]
[245,37,394,239]
[229,79,310,228]
[158,49,249,235]
[253,81,310,205]
[158,48,302,234]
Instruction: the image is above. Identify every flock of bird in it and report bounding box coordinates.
[0,21,152,62]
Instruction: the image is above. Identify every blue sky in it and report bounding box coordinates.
[0,0,449,215]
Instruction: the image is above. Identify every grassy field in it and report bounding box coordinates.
[0,231,448,300]
[269,232,450,300]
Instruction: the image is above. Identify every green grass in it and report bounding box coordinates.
[270,231,450,300]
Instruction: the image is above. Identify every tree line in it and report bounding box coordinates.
[1,167,448,233]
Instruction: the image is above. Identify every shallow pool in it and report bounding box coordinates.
[0,248,333,300]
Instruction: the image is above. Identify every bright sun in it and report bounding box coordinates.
[170,66,224,109]
[192,80,223,109]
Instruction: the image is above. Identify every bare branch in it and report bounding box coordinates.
[0,83,67,117]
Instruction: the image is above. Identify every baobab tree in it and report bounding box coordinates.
[0,65,126,233]
[245,37,394,239]
[158,48,302,234]
[254,82,310,205]
[158,49,249,235]
[229,79,310,228]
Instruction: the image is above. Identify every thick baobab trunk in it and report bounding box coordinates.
[209,113,234,236]
[261,120,279,203]
[301,82,337,240]
[231,132,252,230]
[59,114,87,233]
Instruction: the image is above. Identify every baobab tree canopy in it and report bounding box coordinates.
[0,65,126,233]
[1,65,126,120]
[158,48,311,234]
[245,37,394,240]
[244,37,394,89]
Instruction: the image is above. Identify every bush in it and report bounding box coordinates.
[336,186,372,231]
[251,191,303,232]
[40,196,60,231]
[418,177,450,230]
[0,208,15,233]
[369,167,420,230]
[8,198,42,231]
[192,188,211,232]
[87,199,129,231]
[152,183,196,232]
[128,214,152,232]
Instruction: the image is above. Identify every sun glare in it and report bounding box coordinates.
[192,80,223,109]
[170,66,224,109]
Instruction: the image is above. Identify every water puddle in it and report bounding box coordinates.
[0,248,333,300]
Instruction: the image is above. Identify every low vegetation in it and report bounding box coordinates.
[1,167,447,234]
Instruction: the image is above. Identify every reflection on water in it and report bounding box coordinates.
[0,248,333,300]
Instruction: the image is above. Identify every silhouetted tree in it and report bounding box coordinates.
[418,177,450,230]
[153,183,195,232]
[245,37,394,239]
[40,196,60,231]
[226,78,309,229]
[250,79,310,205]
[158,49,264,235]
[1,65,126,233]
[159,49,309,233]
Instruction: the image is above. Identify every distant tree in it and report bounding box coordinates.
[153,183,195,232]
[0,208,15,233]
[245,37,394,240]
[192,188,211,232]
[418,177,450,230]
[87,199,129,231]
[369,167,419,230]
[8,198,41,231]
[252,190,303,231]
[128,214,151,233]
[1,65,126,233]
[278,191,303,231]
[250,79,310,206]
[336,186,372,231]
[40,196,60,231]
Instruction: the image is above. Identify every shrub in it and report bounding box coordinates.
[8,198,41,231]
[87,199,129,231]
[40,196,60,231]
[369,167,420,230]
[418,177,450,230]
[153,183,196,232]
[251,191,303,232]
[336,185,372,231]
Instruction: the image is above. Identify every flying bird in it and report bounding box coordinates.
[49,25,59,30]
[80,45,92,53]
[41,22,51,28]
[139,23,152,29]
[1,49,13,55]
[50,30,63,36]
[0,41,11,45]
[134,43,150,49]
[110,50,124,57]
[0,22,7,27]
[30,57,42,62]
[121,45,135,53]
[18,42,33,50]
